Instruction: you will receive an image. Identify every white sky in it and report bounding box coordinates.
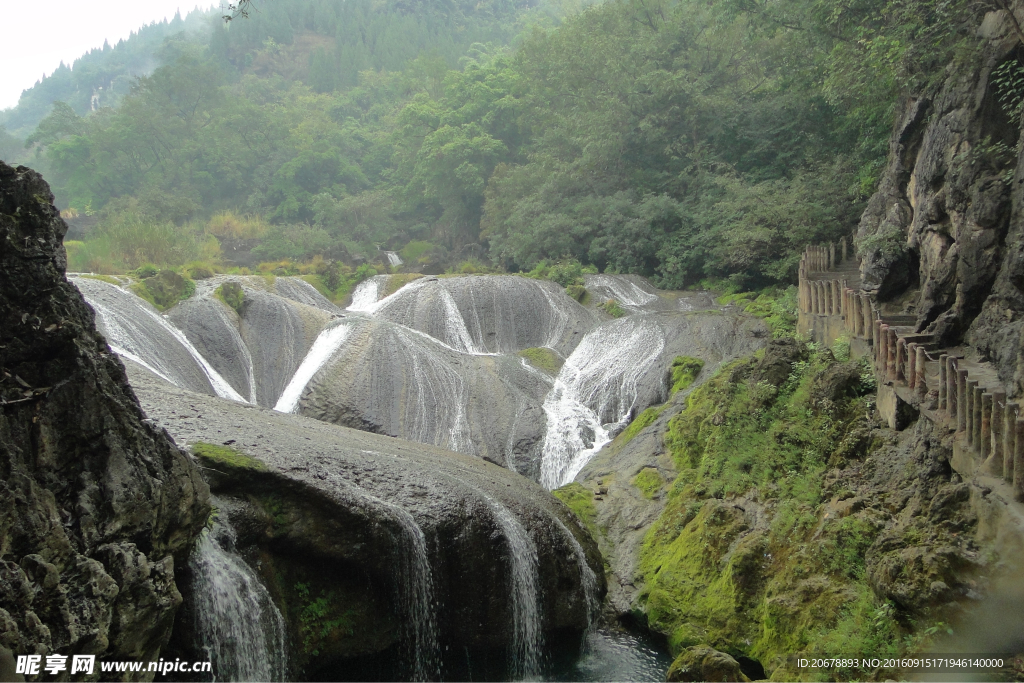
[0,0,217,111]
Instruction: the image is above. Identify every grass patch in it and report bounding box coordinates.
[717,286,797,337]
[599,298,626,318]
[633,467,665,499]
[566,284,587,302]
[618,405,665,444]
[384,273,424,297]
[518,347,563,375]
[191,442,266,471]
[670,356,704,394]
[553,482,600,540]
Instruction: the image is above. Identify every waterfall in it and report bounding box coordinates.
[585,275,658,308]
[478,494,543,680]
[384,251,404,267]
[274,320,354,413]
[540,317,665,488]
[363,495,439,681]
[190,512,287,682]
[405,333,473,453]
[77,279,247,403]
[438,287,480,354]
[347,275,389,312]
[554,519,599,631]
[210,300,259,404]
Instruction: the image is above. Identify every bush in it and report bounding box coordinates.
[599,298,626,318]
[215,281,246,316]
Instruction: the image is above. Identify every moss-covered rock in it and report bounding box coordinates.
[635,337,985,679]
[131,269,195,310]
[632,467,665,499]
[666,645,750,682]
[553,482,600,541]
[215,280,247,316]
[191,442,266,471]
[518,346,564,375]
[670,356,704,394]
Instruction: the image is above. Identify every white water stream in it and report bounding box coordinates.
[273,320,354,413]
[478,493,543,679]
[540,317,665,489]
[81,280,247,403]
[191,512,287,682]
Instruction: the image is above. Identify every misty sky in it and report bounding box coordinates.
[0,0,216,111]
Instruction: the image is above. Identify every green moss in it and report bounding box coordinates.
[517,347,563,375]
[565,283,587,302]
[131,269,195,311]
[637,339,906,673]
[670,356,704,394]
[80,273,122,286]
[553,482,600,540]
[215,281,247,316]
[618,405,664,444]
[191,442,266,471]
[633,467,665,499]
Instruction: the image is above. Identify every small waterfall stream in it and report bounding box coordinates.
[77,278,247,403]
[365,495,440,681]
[274,320,355,413]
[540,317,665,488]
[477,493,543,679]
[190,511,288,682]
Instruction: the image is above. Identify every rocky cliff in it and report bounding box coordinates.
[857,3,1024,390]
[0,162,210,675]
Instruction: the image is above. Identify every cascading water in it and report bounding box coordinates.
[361,494,440,681]
[74,278,247,403]
[477,493,543,680]
[190,510,288,682]
[554,519,600,631]
[539,317,665,489]
[584,275,659,308]
[384,251,404,267]
[347,275,390,312]
[274,320,355,413]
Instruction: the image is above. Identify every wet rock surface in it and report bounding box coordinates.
[574,313,769,614]
[126,365,604,679]
[0,161,209,669]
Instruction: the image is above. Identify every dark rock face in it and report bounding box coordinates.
[855,7,1024,384]
[0,162,210,667]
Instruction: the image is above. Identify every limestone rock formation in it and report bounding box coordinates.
[666,646,749,683]
[855,4,1024,390]
[574,313,769,614]
[125,366,605,680]
[0,161,210,671]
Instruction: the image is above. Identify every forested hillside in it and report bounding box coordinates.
[5,0,994,294]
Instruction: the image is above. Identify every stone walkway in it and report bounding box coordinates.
[796,239,1024,500]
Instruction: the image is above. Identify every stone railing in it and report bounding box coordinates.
[797,237,1022,499]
